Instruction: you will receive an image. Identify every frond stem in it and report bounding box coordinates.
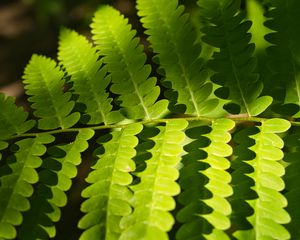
[8,115,299,140]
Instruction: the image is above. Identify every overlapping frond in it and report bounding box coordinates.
[0,93,35,140]
[58,29,123,125]
[78,124,142,240]
[233,119,291,239]
[264,0,300,117]
[283,131,300,239]
[18,129,94,239]
[120,120,187,240]
[91,6,168,120]
[0,93,35,161]
[177,119,234,240]
[198,0,272,116]
[0,134,54,239]
[137,0,218,116]
[23,55,80,129]
[230,126,258,232]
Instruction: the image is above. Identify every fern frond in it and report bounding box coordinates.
[23,55,80,130]
[0,93,35,140]
[137,0,218,116]
[78,123,142,240]
[233,119,291,239]
[18,129,94,239]
[177,119,234,240]
[0,134,54,239]
[91,6,168,120]
[120,119,188,240]
[198,0,272,116]
[58,29,123,125]
[0,93,35,160]
[230,126,258,232]
[264,0,300,117]
[283,131,300,239]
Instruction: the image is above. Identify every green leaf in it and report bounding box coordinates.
[248,96,273,116]
[0,93,35,140]
[91,6,168,120]
[79,124,142,240]
[23,55,80,130]
[177,119,234,239]
[198,0,271,116]
[18,130,94,240]
[265,0,300,117]
[263,118,291,133]
[120,120,188,239]
[0,134,54,239]
[234,121,291,239]
[58,29,123,125]
[283,132,300,239]
[137,0,219,116]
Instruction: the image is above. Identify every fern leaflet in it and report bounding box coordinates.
[0,134,54,239]
[233,119,291,239]
[58,29,123,125]
[0,93,35,161]
[137,0,218,116]
[283,131,300,239]
[120,119,188,240]
[23,55,80,130]
[79,124,142,240]
[177,119,234,240]
[265,0,300,117]
[198,0,272,116]
[18,129,94,239]
[91,6,168,120]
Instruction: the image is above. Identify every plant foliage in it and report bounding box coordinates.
[0,0,300,239]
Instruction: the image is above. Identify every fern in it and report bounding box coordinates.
[91,6,168,120]
[137,0,218,116]
[198,0,272,116]
[120,119,187,240]
[18,129,93,239]
[58,29,123,125]
[177,119,234,240]
[233,119,291,239]
[0,134,54,239]
[0,0,300,239]
[78,124,142,240]
[23,55,80,130]
[264,0,300,116]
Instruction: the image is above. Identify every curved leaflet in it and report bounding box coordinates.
[198,0,272,116]
[0,134,54,239]
[23,55,80,130]
[233,119,291,239]
[91,6,168,120]
[283,131,300,239]
[0,93,35,161]
[58,29,123,125]
[18,129,94,239]
[120,119,188,240]
[265,0,300,117]
[137,0,218,116]
[177,119,234,240]
[79,124,142,240]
